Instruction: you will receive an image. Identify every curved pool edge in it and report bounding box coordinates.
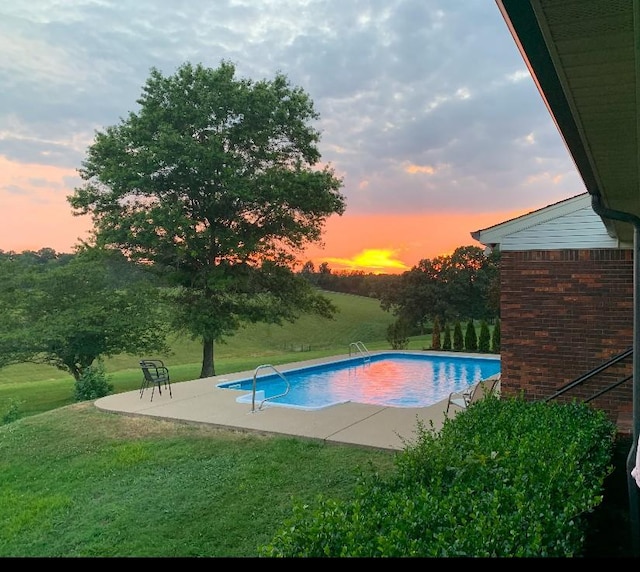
[94,350,496,451]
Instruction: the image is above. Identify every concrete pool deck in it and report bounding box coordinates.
[95,351,497,451]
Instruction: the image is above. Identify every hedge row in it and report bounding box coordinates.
[432,317,501,354]
[259,396,616,557]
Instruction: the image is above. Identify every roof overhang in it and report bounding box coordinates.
[496,0,640,243]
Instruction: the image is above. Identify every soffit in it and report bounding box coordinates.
[496,0,639,242]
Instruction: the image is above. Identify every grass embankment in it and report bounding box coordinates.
[0,293,403,557]
[0,403,397,557]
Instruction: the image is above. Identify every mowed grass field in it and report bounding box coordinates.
[1,292,417,419]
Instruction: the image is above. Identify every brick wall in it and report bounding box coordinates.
[500,249,633,422]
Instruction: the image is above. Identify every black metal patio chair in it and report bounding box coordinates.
[139,359,172,401]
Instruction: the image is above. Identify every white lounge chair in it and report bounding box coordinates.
[445,374,500,415]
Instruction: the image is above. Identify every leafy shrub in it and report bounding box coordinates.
[73,361,114,401]
[464,319,477,352]
[478,320,491,353]
[260,397,616,557]
[491,318,501,353]
[1,398,23,424]
[386,319,409,350]
[452,321,464,351]
[431,317,441,350]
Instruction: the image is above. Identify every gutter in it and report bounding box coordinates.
[591,192,640,555]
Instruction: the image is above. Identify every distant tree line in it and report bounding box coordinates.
[300,245,500,338]
[299,260,399,298]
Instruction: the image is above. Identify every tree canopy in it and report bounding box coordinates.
[69,61,345,377]
[377,245,499,333]
[0,248,169,380]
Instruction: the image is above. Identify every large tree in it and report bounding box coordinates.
[378,245,499,331]
[69,61,345,377]
[378,258,444,334]
[438,245,498,321]
[0,248,170,380]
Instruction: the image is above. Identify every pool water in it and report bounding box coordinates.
[217,352,501,410]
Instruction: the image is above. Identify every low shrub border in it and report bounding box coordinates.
[259,396,617,557]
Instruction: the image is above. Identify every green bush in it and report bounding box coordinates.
[464,319,477,352]
[386,319,409,350]
[442,323,452,351]
[452,321,464,351]
[431,317,441,350]
[73,361,114,401]
[1,398,23,425]
[478,320,491,353]
[260,397,616,557]
[491,318,501,353]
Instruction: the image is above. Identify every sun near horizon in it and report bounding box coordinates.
[311,248,411,275]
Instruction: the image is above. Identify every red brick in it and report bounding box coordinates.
[501,249,633,424]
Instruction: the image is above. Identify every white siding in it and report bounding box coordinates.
[500,206,621,251]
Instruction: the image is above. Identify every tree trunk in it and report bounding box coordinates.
[200,337,216,377]
[68,363,82,381]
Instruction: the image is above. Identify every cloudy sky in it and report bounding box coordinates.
[0,0,586,273]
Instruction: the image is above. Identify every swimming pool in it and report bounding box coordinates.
[217,351,501,410]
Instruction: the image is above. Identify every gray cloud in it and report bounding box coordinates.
[0,0,584,221]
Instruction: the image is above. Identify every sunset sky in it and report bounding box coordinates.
[0,1,587,274]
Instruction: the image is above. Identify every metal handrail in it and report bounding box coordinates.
[251,364,290,412]
[585,374,633,403]
[543,346,633,402]
[349,341,371,360]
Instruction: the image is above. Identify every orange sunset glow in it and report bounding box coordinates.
[0,150,531,275]
[300,209,527,274]
[0,159,533,275]
[323,248,411,274]
[0,156,92,253]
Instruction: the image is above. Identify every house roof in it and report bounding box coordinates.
[495,0,640,244]
[470,191,629,250]
[470,192,590,246]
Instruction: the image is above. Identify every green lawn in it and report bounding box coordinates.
[0,292,401,556]
[0,403,397,557]
[0,292,630,556]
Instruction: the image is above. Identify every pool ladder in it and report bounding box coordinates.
[251,364,290,413]
[349,341,371,362]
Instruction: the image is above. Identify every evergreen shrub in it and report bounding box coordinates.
[478,320,491,353]
[453,321,464,351]
[442,323,452,351]
[431,317,441,350]
[491,318,501,353]
[464,319,477,352]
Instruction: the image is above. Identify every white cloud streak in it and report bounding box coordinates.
[0,0,584,222]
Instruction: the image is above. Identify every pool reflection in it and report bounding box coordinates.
[221,353,500,410]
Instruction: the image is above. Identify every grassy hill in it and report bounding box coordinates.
[1,292,406,419]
